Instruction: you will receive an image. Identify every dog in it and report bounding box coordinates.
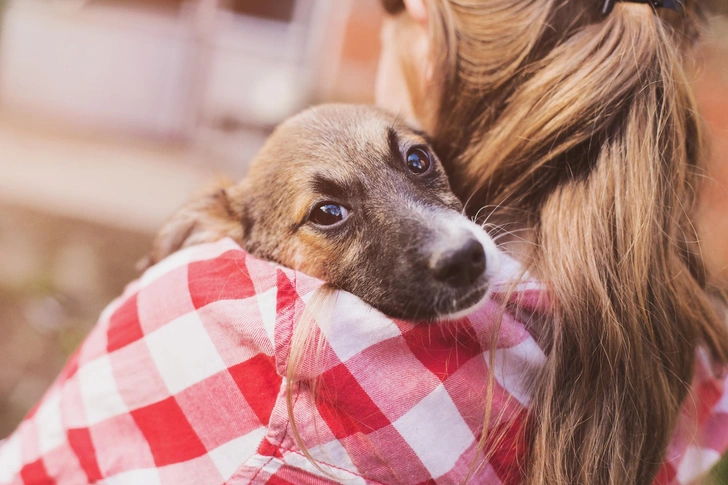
[144,104,499,320]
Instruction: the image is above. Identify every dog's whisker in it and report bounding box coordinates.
[462,191,481,217]
[491,233,538,247]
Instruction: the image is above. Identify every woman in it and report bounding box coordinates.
[378,0,728,484]
[1,1,726,484]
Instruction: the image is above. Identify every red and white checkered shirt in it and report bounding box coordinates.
[0,238,726,484]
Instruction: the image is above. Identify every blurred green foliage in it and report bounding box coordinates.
[708,454,728,485]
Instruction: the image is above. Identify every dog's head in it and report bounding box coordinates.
[147,104,499,320]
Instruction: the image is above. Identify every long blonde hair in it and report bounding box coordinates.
[382,1,728,484]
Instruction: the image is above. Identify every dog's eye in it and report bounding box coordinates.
[406,147,431,175]
[309,202,350,226]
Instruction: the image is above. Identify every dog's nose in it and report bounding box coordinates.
[431,237,486,287]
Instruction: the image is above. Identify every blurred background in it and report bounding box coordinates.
[0,0,384,437]
[0,0,726,482]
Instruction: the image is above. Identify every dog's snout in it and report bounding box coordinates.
[431,237,486,287]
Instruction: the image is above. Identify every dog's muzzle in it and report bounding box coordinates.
[430,235,486,287]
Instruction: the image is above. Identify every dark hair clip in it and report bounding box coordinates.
[601,0,684,16]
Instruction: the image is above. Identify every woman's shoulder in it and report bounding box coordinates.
[0,238,327,485]
[0,239,552,485]
[80,239,549,424]
[69,238,315,360]
[94,237,330,375]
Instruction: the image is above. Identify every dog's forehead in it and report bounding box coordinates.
[303,107,411,156]
[250,104,429,190]
[295,104,417,145]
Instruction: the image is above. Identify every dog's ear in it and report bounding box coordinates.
[139,180,248,271]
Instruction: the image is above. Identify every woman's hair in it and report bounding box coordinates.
[379,1,728,484]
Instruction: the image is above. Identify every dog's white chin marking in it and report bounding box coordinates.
[437,284,493,321]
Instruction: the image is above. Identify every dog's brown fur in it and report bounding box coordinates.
[145,104,497,320]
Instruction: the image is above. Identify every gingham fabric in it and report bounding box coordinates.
[0,238,726,484]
